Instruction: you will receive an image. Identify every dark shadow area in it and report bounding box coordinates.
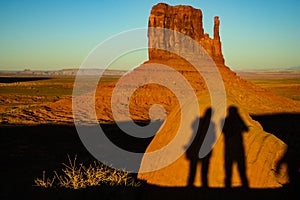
[186,108,215,187]
[30,184,291,200]
[222,106,249,188]
[251,113,300,195]
[139,185,290,200]
[100,121,158,153]
[0,125,93,199]
[1,120,299,200]
[0,77,50,83]
[250,113,300,146]
[0,123,154,200]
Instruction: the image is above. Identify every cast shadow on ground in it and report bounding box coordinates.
[186,108,214,187]
[0,122,157,200]
[1,111,299,199]
[181,106,299,200]
[0,77,50,83]
[222,106,249,188]
[186,106,249,188]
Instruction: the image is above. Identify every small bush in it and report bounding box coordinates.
[33,155,141,189]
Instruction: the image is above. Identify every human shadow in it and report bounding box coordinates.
[186,108,215,187]
[222,106,249,188]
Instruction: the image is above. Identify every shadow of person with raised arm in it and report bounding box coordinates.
[186,108,216,187]
[222,106,249,188]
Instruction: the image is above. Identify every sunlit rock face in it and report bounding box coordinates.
[137,3,291,188]
[148,3,224,65]
[138,99,288,188]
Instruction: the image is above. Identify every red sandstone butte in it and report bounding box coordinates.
[148,3,224,65]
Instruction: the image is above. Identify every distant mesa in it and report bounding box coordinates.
[236,69,300,79]
[287,66,300,70]
[0,68,126,77]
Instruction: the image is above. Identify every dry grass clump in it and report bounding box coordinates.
[34,155,141,189]
[33,170,56,188]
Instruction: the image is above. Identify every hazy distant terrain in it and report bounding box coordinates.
[237,70,300,101]
[236,69,300,79]
[0,68,126,78]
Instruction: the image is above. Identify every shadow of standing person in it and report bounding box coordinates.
[186,108,216,187]
[222,106,249,188]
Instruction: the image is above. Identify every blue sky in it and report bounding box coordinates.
[0,0,300,70]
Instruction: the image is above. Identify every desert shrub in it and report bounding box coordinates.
[33,155,141,189]
[33,170,55,188]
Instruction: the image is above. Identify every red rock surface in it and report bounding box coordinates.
[148,3,224,65]
[136,3,299,188]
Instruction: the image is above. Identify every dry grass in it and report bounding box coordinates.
[33,155,141,189]
[33,171,56,188]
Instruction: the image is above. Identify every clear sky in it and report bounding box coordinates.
[0,0,300,70]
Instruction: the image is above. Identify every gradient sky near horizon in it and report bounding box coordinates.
[0,0,300,71]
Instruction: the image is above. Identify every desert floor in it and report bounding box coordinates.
[0,74,299,199]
